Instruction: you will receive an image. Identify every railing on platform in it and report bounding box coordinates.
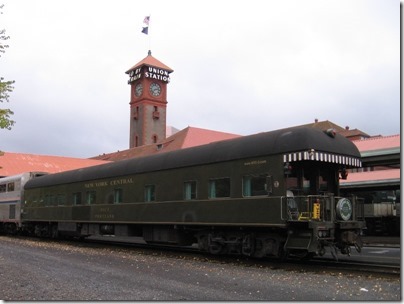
[281,194,364,222]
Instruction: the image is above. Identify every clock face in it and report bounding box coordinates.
[135,83,143,97]
[149,83,161,96]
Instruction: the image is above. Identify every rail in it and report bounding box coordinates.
[281,194,364,222]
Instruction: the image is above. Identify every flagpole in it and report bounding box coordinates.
[141,15,152,55]
[148,13,151,53]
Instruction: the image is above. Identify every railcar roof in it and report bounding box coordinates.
[25,126,361,189]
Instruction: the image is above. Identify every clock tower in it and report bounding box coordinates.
[126,51,173,148]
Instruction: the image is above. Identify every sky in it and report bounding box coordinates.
[0,0,400,158]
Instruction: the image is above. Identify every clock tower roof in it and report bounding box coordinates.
[126,50,173,74]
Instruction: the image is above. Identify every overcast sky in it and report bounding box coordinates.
[0,0,400,158]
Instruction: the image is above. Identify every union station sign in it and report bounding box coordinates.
[128,66,171,84]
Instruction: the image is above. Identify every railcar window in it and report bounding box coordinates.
[73,192,82,205]
[0,184,5,193]
[319,168,337,194]
[86,191,96,204]
[302,178,311,194]
[184,181,197,200]
[114,189,123,203]
[145,185,155,202]
[57,194,66,206]
[243,174,268,197]
[209,178,230,198]
[286,177,298,192]
[7,182,14,192]
[49,195,56,206]
[285,164,301,193]
[319,175,328,193]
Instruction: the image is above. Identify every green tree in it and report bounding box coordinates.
[0,4,15,130]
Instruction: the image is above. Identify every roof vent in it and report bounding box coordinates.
[324,128,336,138]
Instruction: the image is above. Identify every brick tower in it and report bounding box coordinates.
[126,51,173,148]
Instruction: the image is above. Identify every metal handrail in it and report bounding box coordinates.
[282,194,364,222]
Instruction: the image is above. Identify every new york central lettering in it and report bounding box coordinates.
[84,178,134,188]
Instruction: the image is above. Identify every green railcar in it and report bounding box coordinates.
[22,126,365,259]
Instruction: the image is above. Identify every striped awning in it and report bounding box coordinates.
[283,150,362,167]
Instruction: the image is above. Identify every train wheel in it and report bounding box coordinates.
[208,234,227,255]
[5,223,17,235]
[197,235,209,252]
[341,246,351,256]
[317,246,326,256]
[51,225,59,239]
[209,243,225,255]
[34,225,41,237]
[242,234,255,256]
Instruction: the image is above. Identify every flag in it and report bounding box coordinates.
[141,16,150,35]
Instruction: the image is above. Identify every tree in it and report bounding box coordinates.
[0,4,15,130]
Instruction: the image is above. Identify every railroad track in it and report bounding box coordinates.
[299,256,400,276]
[83,236,400,277]
[6,235,400,277]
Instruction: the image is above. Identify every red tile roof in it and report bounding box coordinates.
[341,168,400,185]
[302,120,346,132]
[126,52,173,74]
[352,134,400,152]
[301,120,370,139]
[0,152,109,177]
[180,126,241,149]
[91,126,241,161]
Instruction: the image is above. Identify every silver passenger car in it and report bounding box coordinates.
[0,172,47,233]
